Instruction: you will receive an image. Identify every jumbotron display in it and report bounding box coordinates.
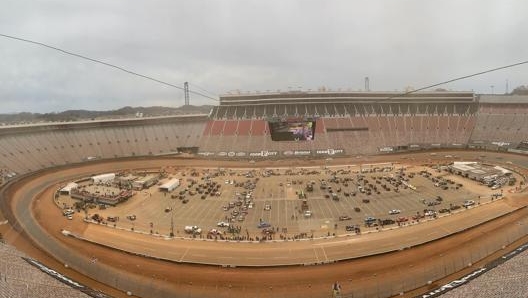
[268,119,316,141]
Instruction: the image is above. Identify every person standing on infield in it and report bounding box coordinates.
[332,281,342,297]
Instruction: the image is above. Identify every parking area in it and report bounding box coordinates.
[56,162,507,240]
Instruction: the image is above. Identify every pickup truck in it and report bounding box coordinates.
[184,225,202,234]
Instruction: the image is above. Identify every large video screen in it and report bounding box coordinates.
[269,120,316,141]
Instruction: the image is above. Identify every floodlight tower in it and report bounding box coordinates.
[184,82,190,106]
[170,210,174,237]
[365,77,370,91]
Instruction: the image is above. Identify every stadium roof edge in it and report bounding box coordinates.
[478,95,528,104]
[0,114,209,136]
[218,91,475,105]
[220,90,475,98]
[0,114,209,129]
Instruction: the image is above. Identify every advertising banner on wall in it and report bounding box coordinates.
[293,150,312,156]
[315,149,345,155]
[283,150,294,156]
[468,141,486,148]
[378,147,393,152]
[248,151,279,157]
[197,152,215,157]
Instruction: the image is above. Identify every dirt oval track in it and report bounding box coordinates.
[1,150,528,298]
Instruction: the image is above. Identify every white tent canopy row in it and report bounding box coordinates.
[60,182,78,195]
[159,178,180,192]
[91,173,116,184]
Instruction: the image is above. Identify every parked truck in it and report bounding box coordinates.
[184,225,202,235]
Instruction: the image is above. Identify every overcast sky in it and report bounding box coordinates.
[1,0,527,113]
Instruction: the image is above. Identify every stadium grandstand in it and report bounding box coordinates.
[0,241,91,298]
[2,91,528,178]
[0,115,208,175]
[431,246,528,298]
[469,94,528,152]
[200,90,478,157]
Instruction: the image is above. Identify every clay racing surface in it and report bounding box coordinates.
[1,150,528,298]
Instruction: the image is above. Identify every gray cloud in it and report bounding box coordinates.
[0,0,527,113]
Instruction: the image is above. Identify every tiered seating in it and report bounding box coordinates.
[406,115,419,144]
[422,116,434,144]
[202,120,214,136]
[0,243,90,298]
[216,135,238,152]
[147,125,168,155]
[125,127,141,156]
[102,129,121,157]
[432,116,443,144]
[363,116,381,149]
[11,135,44,170]
[314,118,325,133]
[21,134,48,167]
[394,116,408,146]
[444,116,456,144]
[322,118,337,131]
[130,126,149,155]
[223,121,238,136]
[250,120,267,135]
[377,116,391,146]
[0,118,210,173]
[7,100,528,167]
[472,104,528,145]
[160,124,179,152]
[320,118,339,149]
[442,249,528,298]
[61,130,85,162]
[352,116,375,153]
[210,120,225,136]
[237,120,252,135]
[454,115,474,143]
[71,129,92,159]
[96,129,116,158]
[248,134,270,153]
[32,133,61,166]
[0,136,33,173]
[183,122,206,148]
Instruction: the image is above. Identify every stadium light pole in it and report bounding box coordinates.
[170,209,174,237]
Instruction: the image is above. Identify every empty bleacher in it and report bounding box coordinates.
[237,120,252,135]
[471,103,528,146]
[3,94,528,165]
[0,243,90,298]
[0,116,207,174]
[223,120,238,136]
